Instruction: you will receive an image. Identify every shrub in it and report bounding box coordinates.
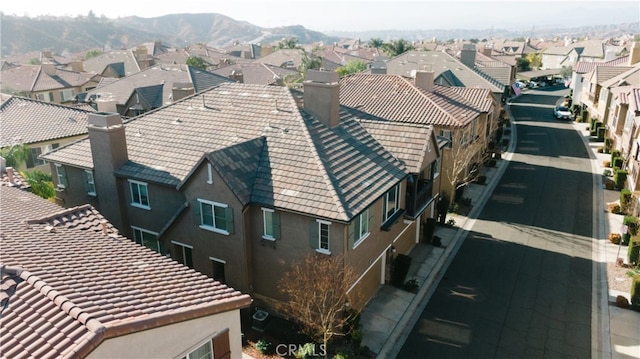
[615,295,630,308]
[603,160,611,168]
[295,343,319,358]
[256,339,272,355]
[391,254,412,287]
[333,353,348,359]
[621,188,632,212]
[403,278,419,292]
[603,169,612,177]
[624,216,638,235]
[614,170,628,189]
[623,233,632,246]
[609,232,622,244]
[631,275,640,311]
[629,237,640,266]
[611,150,621,164]
[605,181,615,190]
[446,218,456,227]
[608,203,621,214]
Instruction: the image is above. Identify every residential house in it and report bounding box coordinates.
[253,49,342,72]
[610,87,640,192]
[82,49,145,79]
[339,72,496,203]
[0,96,95,172]
[570,54,630,107]
[156,44,246,71]
[456,44,516,89]
[83,64,234,117]
[541,39,607,70]
[1,64,101,104]
[41,71,442,310]
[0,184,251,358]
[211,62,298,85]
[381,50,508,109]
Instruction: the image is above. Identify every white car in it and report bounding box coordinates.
[554,105,572,120]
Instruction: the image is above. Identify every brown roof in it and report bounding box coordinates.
[211,62,298,85]
[339,73,492,128]
[0,186,251,358]
[44,83,408,221]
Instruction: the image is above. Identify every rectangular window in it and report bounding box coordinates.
[36,92,53,102]
[54,163,67,189]
[60,89,75,102]
[211,257,226,284]
[85,170,96,196]
[440,129,452,148]
[198,199,233,235]
[129,180,150,209]
[382,184,400,223]
[172,241,193,268]
[181,340,212,359]
[29,147,45,167]
[311,219,331,254]
[132,226,160,253]
[352,208,370,248]
[262,208,279,240]
[432,157,441,179]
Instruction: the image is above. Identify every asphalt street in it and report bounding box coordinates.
[397,86,594,358]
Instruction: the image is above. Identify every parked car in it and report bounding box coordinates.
[553,105,572,120]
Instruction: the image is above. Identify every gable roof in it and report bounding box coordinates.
[600,65,640,89]
[211,62,298,85]
[0,96,94,147]
[588,66,635,85]
[339,73,492,128]
[383,50,505,93]
[85,64,233,107]
[82,50,142,76]
[0,186,251,358]
[44,83,409,221]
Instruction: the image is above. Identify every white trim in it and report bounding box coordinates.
[171,240,193,249]
[197,199,230,235]
[316,219,331,225]
[207,163,213,184]
[209,256,226,264]
[315,248,331,255]
[131,225,158,236]
[85,170,96,196]
[317,220,331,252]
[128,179,151,210]
[54,163,66,189]
[262,207,275,240]
[352,232,369,249]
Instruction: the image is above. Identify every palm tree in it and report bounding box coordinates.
[382,39,415,57]
[367,38,384,48]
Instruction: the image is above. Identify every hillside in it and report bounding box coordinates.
[0,13,343,56]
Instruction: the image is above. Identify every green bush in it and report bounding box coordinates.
[256,339,273,355]
[391,254,412,287]
[611,150,621,164]
[624,216,638,235]
[629,237,640,266]
[614,170,628,189]
[295,343,318,358]
[631,275,640,311]
[621,188,632,211]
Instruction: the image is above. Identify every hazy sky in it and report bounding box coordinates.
[2,0,639,32]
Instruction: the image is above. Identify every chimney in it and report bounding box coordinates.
[70,60,84,72]
[415,70,434,92]
[482,46,492,57]
[172,82,195,101]
[95,96,118,113]
[370,60,387,74]
[41,63,56,75]
[230,70,244,83]
[629,42,640,66]
[303,70,340,128]
[6,167,15,184]
[460,44,476,68]
[87,112,129,230]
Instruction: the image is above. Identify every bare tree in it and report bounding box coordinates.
[277,253,359,358]
[443,127,489,208]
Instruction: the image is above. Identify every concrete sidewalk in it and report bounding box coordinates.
[359,98,640,359]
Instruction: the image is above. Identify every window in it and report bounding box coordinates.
[129,180,150,209]
[172,241,193,268]
[182,340,212,359]
[432,157,441,179]
[85,170,96,196]
[262,208,280,240]
[211,257,226,284]
[54,163,67,189]
[311,220,331,254]
[60,89,75,102]
[352,208,370,248]
[440,129,452,148]
[132,227,161,253]
[36,92,54,102]
[197,199,233,235]
[29,147,45,167]
[382,184,400,223]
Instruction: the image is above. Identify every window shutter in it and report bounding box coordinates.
[273,212,281,239]
[310,220,318,249]
[192,199,201,225]
[212,329,231,359]
[225,207,234,234]
[348,221,355,249]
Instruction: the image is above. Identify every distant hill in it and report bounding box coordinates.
[0,13,343,56]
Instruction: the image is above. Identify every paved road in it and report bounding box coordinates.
[397,87,594,358]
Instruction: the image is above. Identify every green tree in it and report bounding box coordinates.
[526,53,542,69]
[367,37,384,48]
[382,39,415,57]
[1,144,30,169]
[84,50,103,60]
[336,59,368,77]
[298,51,322,74]
[23,170,55,200]
[276,37,299,50]
[560,65,573,79]
[469,38,479,44]
[516,57,531,72]
[186,56,207,70]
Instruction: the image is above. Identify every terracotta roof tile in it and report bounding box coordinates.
[0,186,251,358]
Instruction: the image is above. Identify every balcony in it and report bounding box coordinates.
[405,178,434,219]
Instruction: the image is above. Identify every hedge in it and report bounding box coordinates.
[631,275,640,311]
[629,236,640,266]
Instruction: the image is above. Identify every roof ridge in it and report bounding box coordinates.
[26,204,97,226]
[398,76,465,127]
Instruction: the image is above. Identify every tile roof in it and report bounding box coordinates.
[0,186,251,358]
[0,65,41,92]
[31,69,98,92]
[600,65,640,89]
[384,51,504,93]
[590,66,635,85]
[253,49,342,72]
[211,62,298,85]
[85,64,233,107]
[339,73,491,128]
[44,83,408,221]
[0,96,94,147]
[82,50,141,76]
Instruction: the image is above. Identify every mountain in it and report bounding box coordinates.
[0,13,343,56]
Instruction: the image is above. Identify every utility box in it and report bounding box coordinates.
[252,310,270,332]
